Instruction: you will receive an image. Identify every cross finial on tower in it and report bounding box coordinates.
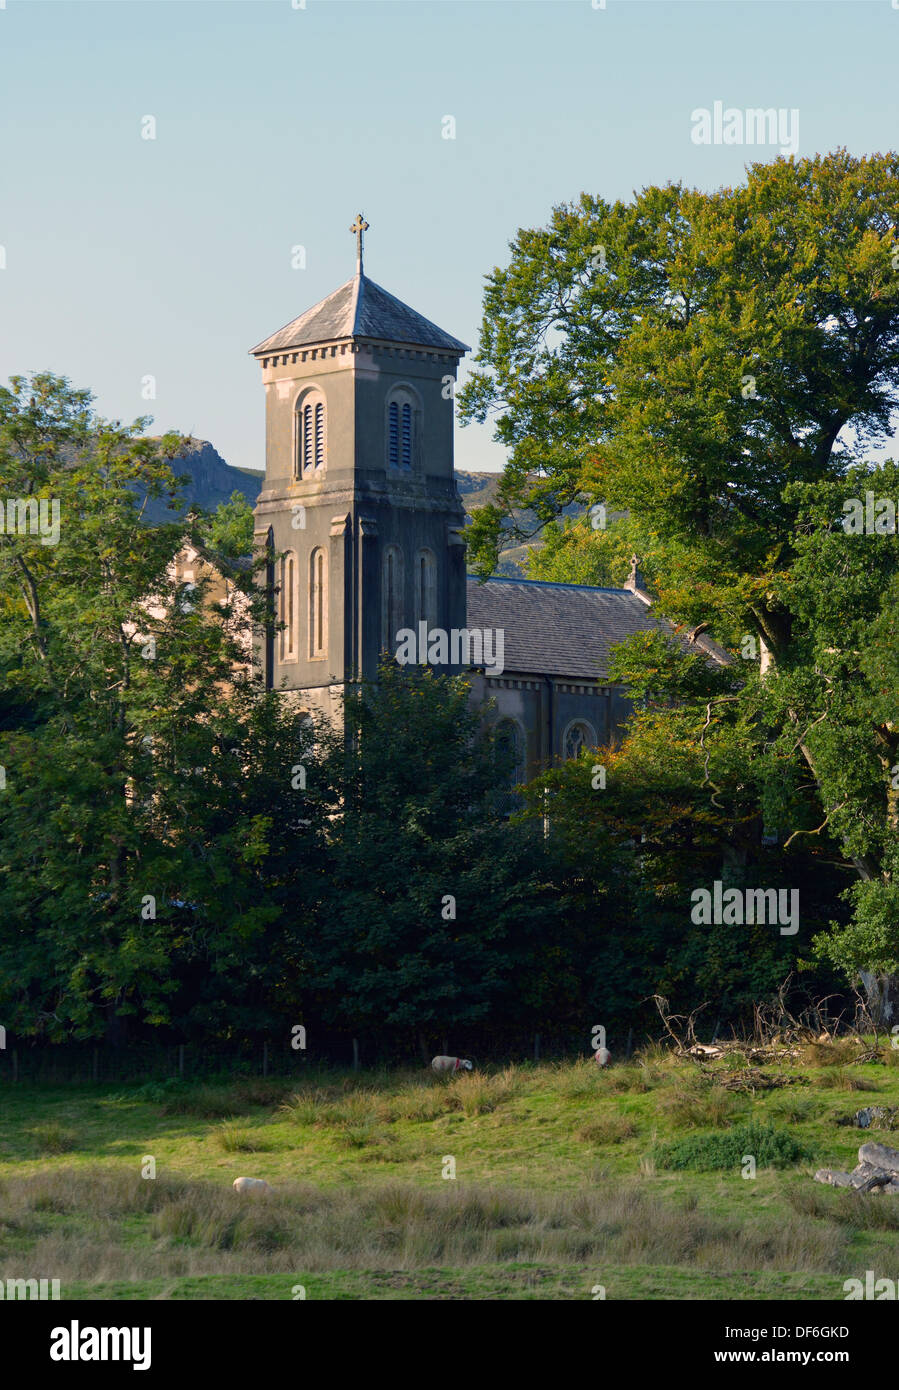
[350,213,369,275]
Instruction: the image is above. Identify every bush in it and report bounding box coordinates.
[214,1121,270,1153]
[767,1094,823,1125]
[28,1123,76,1155]
[577,1116,636,1145]
[815,1069,879,1093]
[653,1121,813,1172]
[447,1068,519,1117]
[658,1079,747,1130]
[378,1085,451,1123]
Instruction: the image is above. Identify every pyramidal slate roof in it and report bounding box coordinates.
[466,576,730,680]
[250,273,470,357]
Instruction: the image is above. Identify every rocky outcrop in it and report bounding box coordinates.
[858,1141,899,1172]
[138,439,262,524]
[815,1141,899,1193]
[853,1106,898,1130]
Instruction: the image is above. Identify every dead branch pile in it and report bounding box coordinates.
[650,980,885,1068]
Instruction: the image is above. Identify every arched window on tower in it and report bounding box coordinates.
[295,389,326,475]
[279,551,297,661]
[415,548,438,628]
[385,386,420,472]
[308,547,327,659]
[381,545,404,656]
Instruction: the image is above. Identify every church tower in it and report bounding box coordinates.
[249,216,470,721]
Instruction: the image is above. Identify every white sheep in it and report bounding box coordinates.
[594,1047,611,1068]
[232,1176,272,1194]
[431,1055,473,1075]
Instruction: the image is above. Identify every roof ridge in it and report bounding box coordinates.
[349,269,363,332]
[466,575,634,596]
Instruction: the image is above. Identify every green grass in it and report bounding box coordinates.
[1,1047,898,1300]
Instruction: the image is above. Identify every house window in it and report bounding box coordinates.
[564,720,597,761]
[385,387,419,471]
[295,390,326,475]
[280,551,297,660]
[381,545,404,656]
[309,547,327,659]
[415,548,438,627]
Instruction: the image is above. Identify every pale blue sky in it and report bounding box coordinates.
[1,0,896,474]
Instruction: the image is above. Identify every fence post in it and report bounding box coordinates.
[352,1038,359,1072]
[626,1027,634,1060]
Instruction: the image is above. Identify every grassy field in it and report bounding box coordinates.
[2,1044,899,1300]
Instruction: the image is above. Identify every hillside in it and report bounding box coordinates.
[139,439,263,524]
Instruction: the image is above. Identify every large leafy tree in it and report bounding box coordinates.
[519,631,847,1030]
[0,374,324,1042]
[310,664,573,1053]
[460,152,899,1013]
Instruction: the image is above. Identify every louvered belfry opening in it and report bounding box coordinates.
[314,402,324,468]
[297,395,326,474]
[388,400,399,467]
[401,402,412,468]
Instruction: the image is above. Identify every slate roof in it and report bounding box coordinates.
[466,576,730,681]
[250,273,470,357]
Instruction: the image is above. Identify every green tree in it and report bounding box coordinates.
[522,633,846,1030]
[311,664,573,1053]
[0,374,324,1042]
[459,151,899,1015]
[201,490,255,559]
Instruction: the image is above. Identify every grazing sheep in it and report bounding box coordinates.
[431,1056,473,1075]
[594,1047,611,1068]
[232,1176,272,1195]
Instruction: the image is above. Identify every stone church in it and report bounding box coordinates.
[247,217,727,788]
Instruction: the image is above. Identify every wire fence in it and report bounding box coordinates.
[0,1028,636,1085]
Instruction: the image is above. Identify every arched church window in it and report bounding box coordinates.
[385,386,419,472]
[381,544,404,656]
[564,720,597,761]
[295,389,326,475]
[496,718,526,789]
[415,548,438,627]
[280,551,297,661]
[309,547,327,659]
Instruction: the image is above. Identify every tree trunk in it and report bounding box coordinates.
[859,972,899,1031]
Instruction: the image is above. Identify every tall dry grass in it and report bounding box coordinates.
[0,1168,850,1285]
